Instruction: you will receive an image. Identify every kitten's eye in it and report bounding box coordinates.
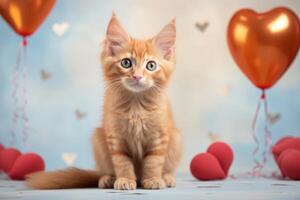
[146,61,157,71]
[121,58,132,69]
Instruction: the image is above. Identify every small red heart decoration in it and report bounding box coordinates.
[9,153,45,180]
[278,149,300,180]
[0,148,22,173]
[190,142,234,180]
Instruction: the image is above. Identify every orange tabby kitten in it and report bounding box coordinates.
[26,14,181,190]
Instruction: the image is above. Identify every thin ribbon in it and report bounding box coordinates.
[10,39,23,145]
[9,37,29,145]
[20,37,29,144]
[250,91,264,176]
[261,94,273,171]
[230,89,274,179]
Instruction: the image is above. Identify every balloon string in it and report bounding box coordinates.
[9,41,24,146]
[20,37,29,144]
[250,92,263,176]
[230,89,274,179]
[254,91,272,175]
[261,94,273,169]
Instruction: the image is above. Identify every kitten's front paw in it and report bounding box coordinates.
[114,178,136,190]
[163,174,176,187]
[98,175,115,189]
[142,177,166,189]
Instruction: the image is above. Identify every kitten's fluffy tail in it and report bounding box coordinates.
[26,167,101,189]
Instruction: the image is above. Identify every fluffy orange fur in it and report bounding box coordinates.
[26,14,181,190]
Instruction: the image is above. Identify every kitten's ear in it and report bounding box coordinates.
[153,19,176,60]
[105,13,130,56]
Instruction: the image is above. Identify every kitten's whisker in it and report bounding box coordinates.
[105,79,122,90]
[152,83,164,91]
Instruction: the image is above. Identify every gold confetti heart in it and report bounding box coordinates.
[195,21,209,32]
[40,69,52,81]
[208,132,220,142]
[267,113,281,124]
[52,22,70,36]
[75,109,87,120]
[61,152,77,166]
[217,85,231,97]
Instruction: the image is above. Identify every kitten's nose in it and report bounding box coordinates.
[133,75,143,81]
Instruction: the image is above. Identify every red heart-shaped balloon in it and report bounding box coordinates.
[0,144,4,152]
[0,148,22,173]
[190,142,234,180]
[278,149,300,180]
[277,148,292,177]
[190,153,226,180]
[227,7,300,89]
[207,142,234,175]
[272,137,300,178]
[272,137,300,161]
[9,153,45,180]
[0,0,56,36]
[272,136,295,174]
[274,136,295,147]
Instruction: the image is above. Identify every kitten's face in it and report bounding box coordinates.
[102,14,176,93]
[119,46,160,92]
[105,40,171,93]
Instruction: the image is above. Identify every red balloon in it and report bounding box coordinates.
[277,148,291,177]
[0,0,56,37]
[207,142,234,175]
[190,142,234,181]
[9,153,45,180]
[190,153,226,180]
[272,137,300,158]
[0,148,21,173]
[0,144,4,152]
[278,149,300,180]
[272,137,300,178]
[274,136,295,147]
[227,7,300,89]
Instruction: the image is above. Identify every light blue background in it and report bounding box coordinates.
[0,0,299,175]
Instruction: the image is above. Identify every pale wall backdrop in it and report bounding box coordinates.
[0,0,300,175]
